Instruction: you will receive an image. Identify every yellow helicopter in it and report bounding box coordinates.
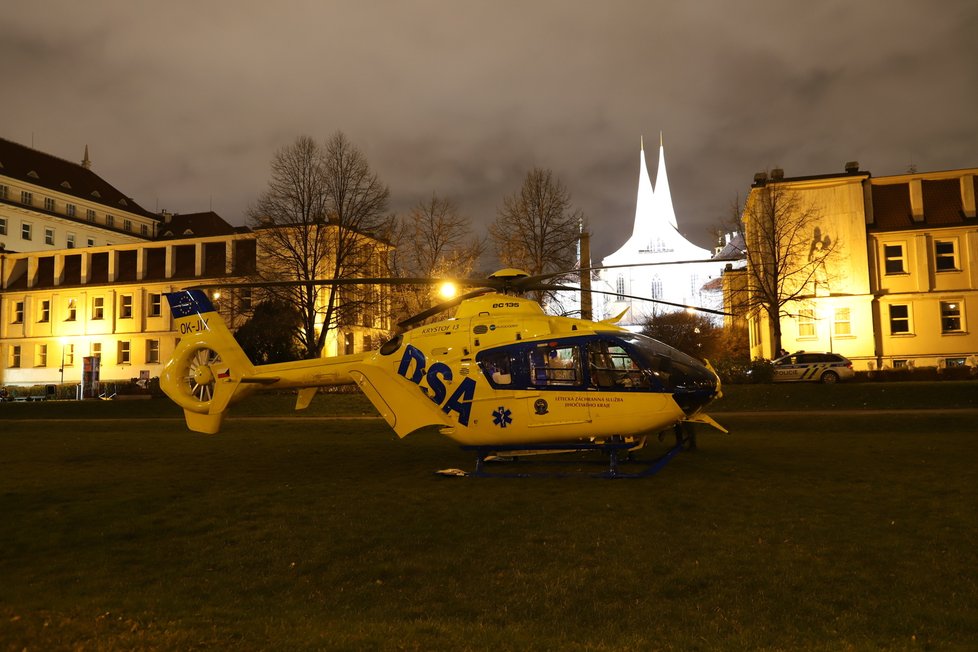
[160,269,726,477]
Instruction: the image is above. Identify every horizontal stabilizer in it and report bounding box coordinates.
[240,376,281,385]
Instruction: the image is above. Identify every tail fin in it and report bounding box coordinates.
[161,290,257,434]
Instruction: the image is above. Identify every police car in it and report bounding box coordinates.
[771,351,855,383]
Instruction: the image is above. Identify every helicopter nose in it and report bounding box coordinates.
[662,356,720,416]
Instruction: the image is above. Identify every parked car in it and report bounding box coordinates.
[771,351,854,383]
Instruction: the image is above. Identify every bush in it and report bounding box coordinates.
[711,358,754,384]
[939,366,974,381]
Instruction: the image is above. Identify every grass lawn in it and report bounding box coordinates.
[1,386,977,650]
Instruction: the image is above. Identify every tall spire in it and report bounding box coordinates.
[630,136,655,244]
[652,137,678,230]
[81,145,92,170]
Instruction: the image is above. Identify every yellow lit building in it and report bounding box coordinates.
[743,164,978,372]
[0,138,392,391]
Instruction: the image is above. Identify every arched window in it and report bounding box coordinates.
[651,275,663,299]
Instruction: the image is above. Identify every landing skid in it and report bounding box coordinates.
[450,425,692,479]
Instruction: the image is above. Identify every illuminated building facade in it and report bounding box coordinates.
[743,164,978,372]
[0,138,391,390]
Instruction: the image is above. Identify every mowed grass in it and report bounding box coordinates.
[1,389,977,650]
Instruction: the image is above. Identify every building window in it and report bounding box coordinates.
[92,342,102,359]
[798,304,816,338]
[44,197,56,212]
[67,203,77,218]
[833,307,851,336]
[45,227,55,245]
[893,359,909,368]
[650,276,662,299]
[37,344,48,367]
[39,300,50,323]
[10,345,21,368]
[889,304,911,334]
[118,340,131,365]
[240,289,253,311]
[940,301,963,333]
[123,219,132,232]
[66,298,77,321]
[92,297,104,320]
[13,301,24,324]
[140,224,149,236]
[945,357,966,368]
[86,209,97,222]
[615,275,625,300]
[148,293,162,317]
[20,190,33,205]
[0,184,7,199]
[67,233,76,248]
[935,240,958,272]
[883,243,906,275]
[87,238,96,247]
[146,339,160,364]
[105,214,114,228]
[0,217,6,235]
[22,222,32,240]
[120,295,133,319]
[65,343,75,366]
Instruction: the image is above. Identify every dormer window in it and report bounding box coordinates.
[91,190,101,198]
[28,170,39,179]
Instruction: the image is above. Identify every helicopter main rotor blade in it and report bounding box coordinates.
[536,283,734,317]
[516,257,742,288]
[396,288,494,331]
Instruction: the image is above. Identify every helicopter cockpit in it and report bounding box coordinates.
[476,332,718,415]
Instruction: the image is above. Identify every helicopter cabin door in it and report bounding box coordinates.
[521,342,591,426]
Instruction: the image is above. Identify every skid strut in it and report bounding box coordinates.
[461,425,691,479]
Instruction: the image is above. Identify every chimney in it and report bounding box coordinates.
[845,161,860,174]
[753,172,768,184]
[770,168,784,180]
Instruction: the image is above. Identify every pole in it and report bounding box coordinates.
[580,226,592,321]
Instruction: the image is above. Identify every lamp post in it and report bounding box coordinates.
[59,337,67,388]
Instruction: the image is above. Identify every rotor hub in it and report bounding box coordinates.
[193,365,215,385]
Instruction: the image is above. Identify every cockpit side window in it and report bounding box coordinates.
[479,350,516,386]
[529,344,583,387]
[587,341,651,390]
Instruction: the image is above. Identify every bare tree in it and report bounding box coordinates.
[387,192,486,321]
[735,176,838,357]
[489,167,584,303]
[247,133,390,358]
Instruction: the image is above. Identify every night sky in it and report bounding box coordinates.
[3,1,976,262]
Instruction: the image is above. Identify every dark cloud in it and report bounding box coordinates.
[2,1,976,262]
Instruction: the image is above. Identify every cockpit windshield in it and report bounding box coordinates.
[478,332,715,393]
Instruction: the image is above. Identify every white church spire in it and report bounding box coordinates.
[630,136,655,245]
[651,133,679,230]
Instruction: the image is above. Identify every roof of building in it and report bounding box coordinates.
[0,137,157,219]
[156,211,249,240]
[870,176,978,230]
